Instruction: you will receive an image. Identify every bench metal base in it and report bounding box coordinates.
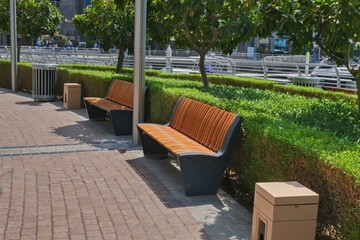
[84,100,132,136]
[179,155,229,197]
[84,100,107,120]
[110,110,132,136]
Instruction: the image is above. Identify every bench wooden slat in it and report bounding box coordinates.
[84,97,132,112]
[170,97,237,152]
[106,80,134,108]
[137,124,215,155]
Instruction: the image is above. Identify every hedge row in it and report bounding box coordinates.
[0,61,359,239]
[53,62,358,104]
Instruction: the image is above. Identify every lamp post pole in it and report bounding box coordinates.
[10,0,17,92]
[132,0,147,145]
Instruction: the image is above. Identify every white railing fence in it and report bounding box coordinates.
[0,46,356,90]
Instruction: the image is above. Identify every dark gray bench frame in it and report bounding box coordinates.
[84,102,132,136]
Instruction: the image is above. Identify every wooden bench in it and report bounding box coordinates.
[84,79,134,136]
[137,97,242,196]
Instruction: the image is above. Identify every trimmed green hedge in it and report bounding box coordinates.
[0,60,359,239]
[0,61,32,91]
[1,61,356,104]
[146,70,358,104]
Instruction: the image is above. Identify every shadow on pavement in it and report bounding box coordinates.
[15,100,45,106]
[126,156,226,208]
[126,156,252,240]
[52,121,132,148]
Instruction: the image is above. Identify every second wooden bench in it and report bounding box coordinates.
[84,79,134,136]
[137,96,242,196]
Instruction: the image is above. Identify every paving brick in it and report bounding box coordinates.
[5,234,21,240]
[102,233,117,240]
[69,235,86,240]
[53,226,68,233]
[53,231,69,239]
[20,235,36,240]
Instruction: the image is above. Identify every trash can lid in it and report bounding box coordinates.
[64,83,81,88]
[255,181,319,205]
[32,63,57,70]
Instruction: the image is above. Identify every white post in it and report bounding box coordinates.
[165,44,172,72]
[132,0,147,145]
[10,0,17,92]
[305,51,310,76]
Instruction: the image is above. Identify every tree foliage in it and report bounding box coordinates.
[0,0,61,61]
[255,0,360,115]
[0,0,10,32]
[73,0,134,73]
[164,0,254,88]
[146,0,176,46]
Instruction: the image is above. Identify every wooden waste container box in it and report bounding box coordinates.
[64,83,81,109]
[251,181,319,240]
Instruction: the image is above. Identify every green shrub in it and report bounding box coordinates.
[142,68,357,104]
[58,64,134,75]
[0,60,32,91]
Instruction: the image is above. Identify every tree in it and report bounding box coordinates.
[0,0,61,61]
[254,0,360,114]
[164,0,254,88]
[73,0,134,73]
[114,0,173,45]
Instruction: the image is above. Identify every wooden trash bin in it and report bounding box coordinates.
[251,181,319,240]
[64,83,81,109]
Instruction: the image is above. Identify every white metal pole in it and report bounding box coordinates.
[132,0,147,145]
[165,44,172,72]
[305,51,310,76]
[10,0,18,92]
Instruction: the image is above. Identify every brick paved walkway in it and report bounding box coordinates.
[0,89,252,240]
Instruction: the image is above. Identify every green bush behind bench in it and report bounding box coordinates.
[0,60,359,239]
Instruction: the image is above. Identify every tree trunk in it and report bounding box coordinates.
[17,39,21,62]
[198,52,209,89]
[116,48,125,73]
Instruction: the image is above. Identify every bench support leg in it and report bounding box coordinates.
[179,155,228,197]
[110,110,133,136]
[84,101,107,120]
[138,129,168,159]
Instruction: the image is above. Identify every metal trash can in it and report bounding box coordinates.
[292,75,321,87]
[32,64,57,101]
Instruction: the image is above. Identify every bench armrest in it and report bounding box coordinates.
[178,152,222,158]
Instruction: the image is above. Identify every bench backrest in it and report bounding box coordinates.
[170,97,238,153]
[106,80,134,108]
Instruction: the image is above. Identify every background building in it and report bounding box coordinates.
[52,0,91,41]
[237,32,291,56]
